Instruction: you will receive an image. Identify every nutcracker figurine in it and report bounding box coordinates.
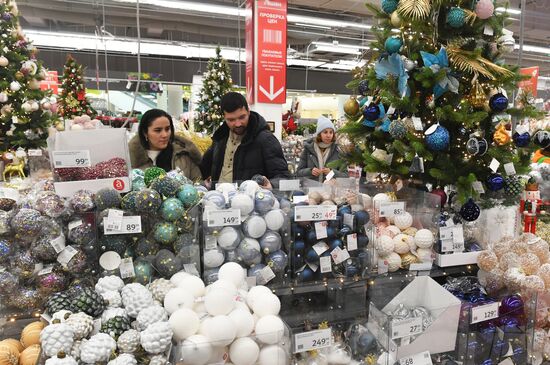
[520,178,544,233]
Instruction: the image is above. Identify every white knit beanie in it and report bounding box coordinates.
[315,116,335,136]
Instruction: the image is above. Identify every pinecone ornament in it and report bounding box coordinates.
[504,176,524,197]
[46,292,74,314]
[65,312,94,340]
[44,352,78,365]
[40,320,75,357]
[51,310,73,323]
[102,290,123,308]
[136,305,168,331]
[148,278,175,302]
[95,276,125,295]
[121,283,154,318]
[117,329,140,353]
[107,353,138,365]
[148,355,169,365]
[140,321,173,354]
[101,316,131,340]
[80,333,117,364]
[102,307,128,323]
[70,287,106,317]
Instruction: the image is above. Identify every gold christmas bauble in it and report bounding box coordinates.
[0,343,18,365]
[18,345,40,365]
[344,96,360,116]
[14,71,24,81]
[493,123,511,145]
[391,11,402,27]
[400,252,420,269]
[20,322,43,348]
[468,80,487,109]
[55,121,65,131]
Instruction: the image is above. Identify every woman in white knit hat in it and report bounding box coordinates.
[296,116,347,181]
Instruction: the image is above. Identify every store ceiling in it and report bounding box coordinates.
[15,0,550,79]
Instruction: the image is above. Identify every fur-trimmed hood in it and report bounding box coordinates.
[129,133,202,169]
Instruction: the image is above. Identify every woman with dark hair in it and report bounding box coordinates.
[129,108,202,180]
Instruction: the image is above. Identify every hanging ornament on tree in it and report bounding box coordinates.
[400,55,416,71]
[358,80,369,96]
[466,136,488,156]
[389,119,407,139]
[504,175,524,197]
[475,0,495,19]
[344,97,360,116]
[10,81,21,91]
[460,198,480,221]
[489,92,509,112]
[385,36,403,54]
[431,187,448,207]
[0,92,7,103]
[381,0,398,14]
[533,130,550,149]
[447,7,466,28]
[409,154,424,173]
[363,103,380,122]
[486,173,505,191]
[424,124,450,151]
[390,11,402,27]
[468,79,487,109]
[493,124,511,145]
[512,131,530,147]
[0,56,8,67]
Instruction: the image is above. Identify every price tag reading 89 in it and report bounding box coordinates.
[379,202,406,218]
[399,351,433,365]
[293,328,332,353]
[104,216,142,235]
[294,206,337,222]
[207,209,242,227]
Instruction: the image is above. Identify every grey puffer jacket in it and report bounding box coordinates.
[296,140,347,180]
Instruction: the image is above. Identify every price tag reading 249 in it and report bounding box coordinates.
[391,316,423,340]
[52,150,91,168]
[207,209,242,227]
[293,328,332,353]
[294,206,337,222]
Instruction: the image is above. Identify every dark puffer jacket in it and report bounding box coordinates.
[200,111,290,184]
[296,140,347,180]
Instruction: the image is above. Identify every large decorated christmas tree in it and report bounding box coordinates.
[195,46,233,134]
[58,54,96,118]
[0,0,57,149]
[341,0,542,206]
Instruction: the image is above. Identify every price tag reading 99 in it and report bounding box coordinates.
[293,328,332,353]
[207,209,242,227]
[391,317,423,340]
[52,150,91,168]
[294,206,337,222]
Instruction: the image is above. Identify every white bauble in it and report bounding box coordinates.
[173,274,205,297]
[386,252,402,272]
[204,249,225,268]
[205,288,236,315]
[251,293,280,317]
[242,215,267,238]
[231,193,254,217]
[375,235,394,257]
[239,180,261,197]
[415,248,433,262]
[373,193,390,202]
[255,315,285,344]
[164,287,195,314]
[0,92,7,103]
[246,285,272,308]
[393,234,413,254]
[258,345,288,365]
[202,315,237,346]
[415,229,434,248]
[218,262,246,287]
[169,308,200,341]
[386,225,401,237]
[229,337,260,365]
[29,100,39,111]
[264,209,286,231]
[228,308,255,337]
[217,183,237,197]
[96,275,125,294]
[208,279,238,296]
[0,56,8,67]
[178,335,213,365]
[21,101,32,113]
[170,271,191,286]
[393,212,413,230]
[218,227,242,250]
[9,81,21,91]
[208,346,229,364]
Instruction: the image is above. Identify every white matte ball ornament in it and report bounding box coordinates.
[255,315,285,344]
[0,92,7,103]
[242,215,267,238]
[217,183,237,196]
[393,234,412,254]
[175,274,206,298]
[219,262,246,287]
[246,285,273,308]
[416,248,433,261]
[393,212,413,230]
[170,271,191,286]
[258,345,288,365]
[9,81,21,91]
[208,279,238,296]
[169,308,200,341]
[228,308,255,337]
[239,180,261,197]
[230,337,260,365]
[386,252,402,272]
[231,193,255,217]
[164,287,195,314]
[251,294,281,317]
[415,229,435,249]
[375,235,394,257]
[21,101,32,113]
[202,315,237,346]
[204,248,225,268]
[205,288,236,316]
[264,209,286,231]
[0,56,8,67]
[218,227,242,250]
[373,193,390,202]
[178,334,213,365]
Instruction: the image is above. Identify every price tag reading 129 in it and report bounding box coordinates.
[52,150,91,168]
[471,302,499,324]
[293,328,332,353]
[207,209,242,227]
[294,206,337,222]
[391,316,423,340]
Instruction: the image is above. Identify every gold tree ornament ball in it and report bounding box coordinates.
[344,97,360,116]
[399,252,419,269]
[521,275,545,291]
[390,11,402,27]
[492,240,509,258]
[519,253,540,275]
[510,241,528,256]
[477,251,499,272]
[537,264,550,287]
[499,252,520,272]
[527,239,550,263]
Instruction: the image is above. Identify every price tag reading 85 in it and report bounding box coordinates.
[294,205,337,222]
[293,328,332,353]
[399,351,433,365]
[207,209,241,227]
[379,202,405,218]
[391,316,423,340]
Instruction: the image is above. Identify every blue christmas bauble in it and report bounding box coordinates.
[259,231,283,254]
[491,340,509,358]
[134,258,153,285]
[358,80,369,96]
[160,198,185,222]
[329,238,343,251]
[345,261,360,277]
[357,331,378,356]
[94,188,122,211]
[489,93,508,112]
[292,224,305,240]
[327,226,337,239]
[384,36,403,54]
[339,225,353,237]
[364,103,380,122]
[254,190,275,214]
[177,184,199,208]
[306,248,320,263]
[294,240,306,253]
[425,124,450,151]
[236,238,262,266]
[460,198,480,222]
[381,0,398,14]
[248,263,266,281]
[389,120,407,139]
[0,239,12,263]
[154,249,182,278]
[512,132,530,147]
[266,250,288,273]
[338,205,352,217]
[150,175,180,197]
[153,222,178,245]
[354,210,370,228]
[357,234,369,248]
[121,191,139,211]
[300,267,315,282]
[486,173,504,191]
[306,230,318,244]
[203,191,226,209]
[447,7,466,28]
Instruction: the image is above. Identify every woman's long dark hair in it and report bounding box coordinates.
[138,109,175,172]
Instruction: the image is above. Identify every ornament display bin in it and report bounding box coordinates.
[47,129,131,197]
[366,276,462,362]
[435,251,481,267]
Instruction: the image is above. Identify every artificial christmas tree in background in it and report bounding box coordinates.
[0,0,57,150]
[341,0,543,207]
[58,54,96,118]
[194,46,233,134]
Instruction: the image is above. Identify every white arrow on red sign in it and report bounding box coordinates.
[259,75,284,101]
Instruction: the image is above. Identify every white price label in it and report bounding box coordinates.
[320,256,332,273]
[504,162,516,176]
[325,170,335,182]
[399,351,433,365]
[38,265,54,276]
[312,242,329,256]
[57,246,78,266]
[412,117,423,131]
[119,257,135,279]
[441,239,465,253]
[409,262,433,271]
[50,235,66,254]
[52,150,91,168]
[294,328,332,353]
[260,266,276,283]
[439,226,454,241]
[183,263,200,276]
[205,235,218,250]
[484,25,494,35]
[391,317,423,340]
[0,188,19,202]
[331,246,350,265]
[68,219,83,231]
[106,209,124,231]
[378,259,389,274]
[516,125,529,135]
[343,213,354,228]
[472,181,485,194]
[314,221,328,239]
[379,201,405,217]
[387,105,396,115]
[28,149,43,156]
[293,195,309,204]
[471,302,499,324]
[294,205,337,221]
[207,209,241,227]
[489,158,501,173]
[279,179,300,191]
[453,225,464,244]
[347,233,358,251]
[307,262,319,272]
[104,216,142,235]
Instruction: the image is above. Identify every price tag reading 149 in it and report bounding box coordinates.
[293,328,332,353]
[294,205,337,222]
[207,209,241,227]
[52,150,91,168]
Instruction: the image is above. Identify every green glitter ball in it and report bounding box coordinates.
[160,198,185,222]
[98,235,128,255]
[153,222,178,245]
[121,191,139,211]
[94,188,122,211]
[144,167,166,187]
[134,258,153,285]
[150,175,181,197]
[135,189,162,213]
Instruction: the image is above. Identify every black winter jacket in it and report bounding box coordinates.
[200,111,290,184]
[296,140,347,180]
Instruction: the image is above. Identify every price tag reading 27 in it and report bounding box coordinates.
[293,328,332,353]
[294,206,337,222]
[207,209,242,227]
[52,150,91,168]
[391,316,423,340]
